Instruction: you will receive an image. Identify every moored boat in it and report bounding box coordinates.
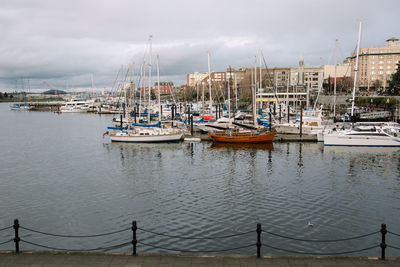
[109,127,184,142]
[59,99,88,113]
[323,124,400,147]
[208,129,274,143]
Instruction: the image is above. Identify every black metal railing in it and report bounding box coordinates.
[0,219,399,260]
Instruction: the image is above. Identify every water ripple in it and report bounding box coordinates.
[1,103,400,255]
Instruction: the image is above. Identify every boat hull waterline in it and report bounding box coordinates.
[324,135,400,147]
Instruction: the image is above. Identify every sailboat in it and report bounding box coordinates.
[323,22,400,147]
[109,38,184,143]
[208,56,274,143]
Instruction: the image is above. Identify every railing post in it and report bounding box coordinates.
[132,221,137,256]
[380,223,387,260]
[256,223,262,258]
[13,219,20,254]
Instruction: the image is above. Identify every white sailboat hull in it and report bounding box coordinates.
[110,132,183,143]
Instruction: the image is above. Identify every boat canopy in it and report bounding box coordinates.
[132,122,162,128]
[107,126,129,130]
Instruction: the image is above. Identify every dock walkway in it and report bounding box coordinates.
[0,252,399,266]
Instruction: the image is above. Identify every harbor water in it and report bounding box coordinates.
[0,102,399,256]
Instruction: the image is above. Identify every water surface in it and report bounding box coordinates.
[0,103,399,256]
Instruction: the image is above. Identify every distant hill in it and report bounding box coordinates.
[41,89,67,95]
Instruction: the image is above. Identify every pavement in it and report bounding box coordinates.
[0,251,400,267]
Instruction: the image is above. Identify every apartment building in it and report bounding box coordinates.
[348,37,400,90]
[186,72,208,87]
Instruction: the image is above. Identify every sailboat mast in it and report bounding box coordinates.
[333,39,338,117]
[130,62,134,114]
[148,35,152,123]
[157,55,161,123]
[351,22,362,117]
[259,50,262,110]
[253,56,257,127]
[227,67,231,122]
[234,74,238,116]
[123,71,127,117]
[208,52,212,109]
[139,64,144,118]
[202,82,205,118]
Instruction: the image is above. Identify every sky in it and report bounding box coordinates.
[0,0,399,92]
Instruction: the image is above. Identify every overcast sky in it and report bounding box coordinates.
[0,0,399,92]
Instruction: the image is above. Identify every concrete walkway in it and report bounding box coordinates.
[0,252,400,267]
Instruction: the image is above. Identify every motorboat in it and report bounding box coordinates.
[59,99,88,113]
[323,124,400,147]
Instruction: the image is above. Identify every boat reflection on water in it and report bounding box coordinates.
[209,142,274,151]
[324,146,400,154]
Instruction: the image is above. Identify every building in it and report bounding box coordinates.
[138,82,174,95]
[289,56,324,92]
[185,56,325,107]
[322,63,352,80]
[154,82,174,94]
[348,37,400,91]
[186,73,208,87]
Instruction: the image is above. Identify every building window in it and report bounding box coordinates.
[371,71,375,75]
[386,71,391,74]
[387,66,391,69]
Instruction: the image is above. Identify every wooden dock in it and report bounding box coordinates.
[274,133,318,142]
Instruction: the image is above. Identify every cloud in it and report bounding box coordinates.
[0,0,399,91]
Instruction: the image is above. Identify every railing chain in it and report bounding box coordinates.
[262,230,380,242]
[137,227,253,240]
[20,239,131,252]
[20,226,130,238]
[137,240,255,253]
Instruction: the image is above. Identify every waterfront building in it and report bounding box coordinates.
[322,63,352,94]
[138,82,174,95]
[323,63,352,80]
[185,56,324,107]
[257,57,324,107]
[186,72,208,87]
[348,38,400,91]
[186,71,228,89]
